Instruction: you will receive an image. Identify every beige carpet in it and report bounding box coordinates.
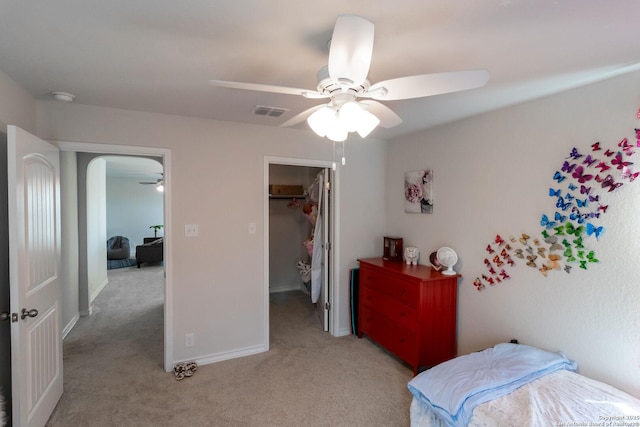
[46,265,413,426]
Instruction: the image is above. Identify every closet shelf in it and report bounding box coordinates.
[269,194,306,199]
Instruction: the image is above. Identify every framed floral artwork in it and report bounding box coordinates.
[404,169,433,214]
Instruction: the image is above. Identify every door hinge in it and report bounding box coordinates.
[324,242,331,251]
[324,302,331,310]
[325,181,330,191]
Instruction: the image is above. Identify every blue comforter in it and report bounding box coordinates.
[407,343,577,426]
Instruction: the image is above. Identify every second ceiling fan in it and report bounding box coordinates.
[210,14,489,141]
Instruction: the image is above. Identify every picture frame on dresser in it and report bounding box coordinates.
[357,257,460,375]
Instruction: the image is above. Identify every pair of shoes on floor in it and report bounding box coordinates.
[174,361,197,380]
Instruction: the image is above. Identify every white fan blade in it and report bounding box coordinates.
[328,15,374,86]
[279,105,324,128]
[209,80,327,99]
[359,100,403,129]
[368,69,489,101]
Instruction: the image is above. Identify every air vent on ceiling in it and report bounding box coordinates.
[253,105,289,117]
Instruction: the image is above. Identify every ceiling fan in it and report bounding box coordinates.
[209,14,489,141]
[139,173,163,185]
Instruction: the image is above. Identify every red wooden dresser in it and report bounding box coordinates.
[357,257,460,375]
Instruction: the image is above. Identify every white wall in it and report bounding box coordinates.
[86,158,108,303]
[386,70,640,396]
[60,150,79,335]
[106,174,164,253]
[0,70,35,133]
[35,101,387,362]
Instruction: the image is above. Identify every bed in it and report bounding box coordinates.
[407,343,640,426]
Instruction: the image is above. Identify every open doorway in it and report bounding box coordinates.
[57,140,173,371]
[264,157,338,350]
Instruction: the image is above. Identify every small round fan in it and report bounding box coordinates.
[436,247,458,275]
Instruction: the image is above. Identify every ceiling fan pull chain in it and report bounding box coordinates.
[332,141,337,171]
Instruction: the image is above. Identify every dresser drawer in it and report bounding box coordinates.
[360,268,418,307]
[359,306,417,366]
[359,286,418,332]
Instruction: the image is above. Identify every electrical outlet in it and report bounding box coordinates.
[185,224,199,237]
[185,333,194,347]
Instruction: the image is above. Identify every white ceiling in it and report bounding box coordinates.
[103,156,163,180]
[1,1,640,140]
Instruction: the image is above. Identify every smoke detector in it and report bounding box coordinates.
[51,91,76,102]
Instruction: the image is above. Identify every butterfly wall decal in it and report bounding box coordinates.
[596,174,623,192]
[540,214,556,229]
[611,152,633,169]
[556,196,573,211]
[595,161,610,172]
[476,126,640,287]
[553,171,566,183]
[561,161,576,173]
[621,166,639,181]
[586,223,604,239]
[567,147,583,160]
[572,166,594,183]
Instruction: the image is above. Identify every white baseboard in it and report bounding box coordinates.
[269,283,305,293]
[173,344,266,367]
[336,326,352,337]
[62,313,80,339]
[89,277,109,304]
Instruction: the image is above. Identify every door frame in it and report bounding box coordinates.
[54,140,173,371]
[263,156,340,348]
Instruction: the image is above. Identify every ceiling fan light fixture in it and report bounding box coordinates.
[338,101,363,132]
[307,106,335,137]
[355,109,380,138]
[325,120,348,142]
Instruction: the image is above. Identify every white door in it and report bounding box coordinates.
[315,169,331,332]
[8,126,63,427]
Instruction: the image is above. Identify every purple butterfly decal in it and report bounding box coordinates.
[566,147,583,160]
[588,194,599,202]
[579,185,591,195]
[583,155,597,167]
[561,161,576,173]
[596,174,623,192]
[571,166,593,183]
[611,152,633,170]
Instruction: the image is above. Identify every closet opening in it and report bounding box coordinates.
[264,157,337,348]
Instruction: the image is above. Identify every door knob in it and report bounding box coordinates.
[21,308,38,320]
[0,312,10,321]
